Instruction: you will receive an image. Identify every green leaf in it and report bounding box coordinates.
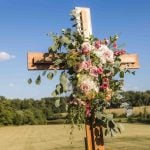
[56,84,63,94]
[117,123,124,132]
[108,120,115,129]
[72,23,78,27]
[49,44,58,52]
[110,129,115,137]
[28,78,32,84]
[61,36,70,45]
[35,75,41,85]
[117,126,121,134]
[60,72,68,92]
[51,90,57,97]
[70,17,75,21]
[95,112,103,119]
[54,59,62,66]
[106,114,113,121]
[132,71,135,75]
[60,72,67,83]
[55,99,60,107]
[42,70,47,76]
[62,84,67,92]
[120,71,124,78]
[47,72,54,80]
[114,61,121,68]
[62,28,71,35]
[105,129,108,136]
[54,70,57,75]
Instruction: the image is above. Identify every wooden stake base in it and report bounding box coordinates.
[85,120,105,150]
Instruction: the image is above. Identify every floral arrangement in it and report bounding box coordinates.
[29,10,135,137]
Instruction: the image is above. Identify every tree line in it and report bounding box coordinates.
[0,90,150,125]
[109,90,150,108]
[0,96,67,125]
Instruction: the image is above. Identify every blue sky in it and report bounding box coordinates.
[0,0,150,99]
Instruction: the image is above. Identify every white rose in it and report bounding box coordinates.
[93,45,114,64]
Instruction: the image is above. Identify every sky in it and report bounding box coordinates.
[0,0,150,99]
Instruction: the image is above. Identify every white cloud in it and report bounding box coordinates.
[9,83,14,87]
[0,51,15,61]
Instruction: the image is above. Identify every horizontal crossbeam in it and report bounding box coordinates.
[27,52,140,70]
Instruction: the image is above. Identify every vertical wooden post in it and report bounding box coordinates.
[75,7,92,38]
[74,7,105,150]
[85,123,93,150]
[93,125,105,150]
[85,118,105,150]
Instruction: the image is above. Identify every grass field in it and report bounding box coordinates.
[105,106,150,117]
[0,123,149,150]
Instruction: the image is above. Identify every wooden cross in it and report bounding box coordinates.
[27,7,140,150]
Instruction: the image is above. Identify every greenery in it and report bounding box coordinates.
[123,90,150,106]
[0,90,149,126]
[0,96,67,126]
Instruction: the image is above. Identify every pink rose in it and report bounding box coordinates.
[94,40,101,49]
[80,82,90,93]
[100,83,109,89]
[114,50,119,56]
[89,66,98,77]
[100,78,109,89]
[97,67,103,75]
[114,49,126,56]
[103,50,114,62]
[79,60,91,71]
[81,42,91,55]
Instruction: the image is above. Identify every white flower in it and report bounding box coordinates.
[77,75,99,93]
[93,45,114,64]
[81,42,92,54]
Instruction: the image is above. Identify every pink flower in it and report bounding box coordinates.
[97,67,103,75]
[79,60,91,71]
[114,49,126,56]
[100,78,109,89]
[94,40,101,49]
[85,101,91,117]
[120,49,126,55]
[113,42,117,49]
[80,82,91,93]
[103,78,109,83]
[78,75,99,93]
[81,42,91,55]
[89,66,98,77]
[104,39,109,45]
[93,45,114,64]
[103,50,114,63]
[114,50,119,56]
[100,83,109,89]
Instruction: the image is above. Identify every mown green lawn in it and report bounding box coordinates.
[0,123,149,150]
